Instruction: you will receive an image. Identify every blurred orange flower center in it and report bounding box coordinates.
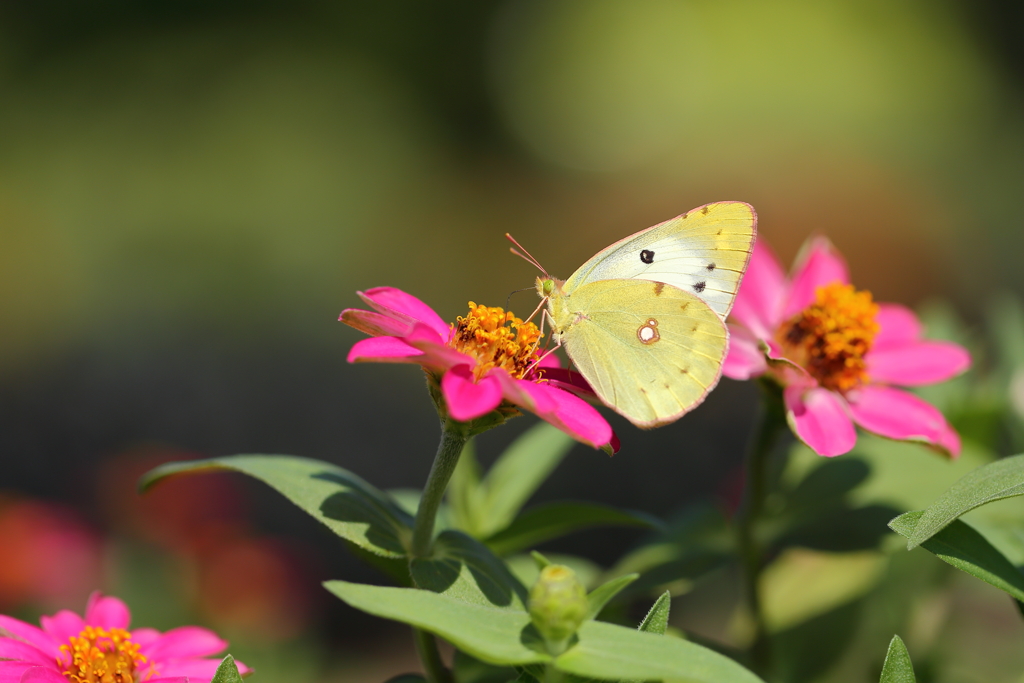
[450,302,542,380]
[781,282,880,393]
[59,626,154,683]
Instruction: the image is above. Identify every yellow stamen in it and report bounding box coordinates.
[781,282,880,393]
[450,302,543,381]
[58,626,156,683]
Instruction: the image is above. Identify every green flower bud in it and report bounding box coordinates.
[528,564,588,653]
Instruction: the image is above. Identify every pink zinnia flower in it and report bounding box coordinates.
[723,237,970,457]
[0,591,249,682]
[341,287,618,453]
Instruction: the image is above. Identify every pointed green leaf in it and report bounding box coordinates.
[485,502,658,557]
[210,655,244,683]
[907,454,1024,549]
[473,423,576,538]
[531,551,552,569]
[447,440,484,535]
[890,510,1024,601]
[140,455,412,557]
[554,620,764,682]
[638,592,671,635]
[410,530,528,608]
[325,580,550,666]
[585,574,639,620]
[878,635,915,683]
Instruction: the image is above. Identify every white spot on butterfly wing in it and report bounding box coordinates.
[637,319,660,344]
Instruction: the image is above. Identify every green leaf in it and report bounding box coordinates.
[638,591,671,635]
[410,530,528,609]
[907,454,1024,549]
[889,510,1024,601]
[452,650,518,683]
[484,502,657,557]
[475,423,577,538]
[210,655,244,683]
[140,455,413,558]
[878,635,915,683]
[384,677,428,683]
[448,440,484,535]
[554,620,764,683]
[585,574,639,620]
[325,580,550,666]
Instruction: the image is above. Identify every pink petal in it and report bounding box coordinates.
[347,336,424,363]
[867,341,971,386]
[872,303,922,350]
[130,628,162,647]
[39,611,85,645]
[154,657,250,680]
[339,308,415,337]
[17,667,65,683]
[784,385,857,457]
[84,592,130,630]
[538,367,597,398]
[730,240,788,337]
[537,353,562,368]
[144,678,190,683]
[495,372,615,451]
[846,386,960,456]
[140,627,227,661]
[0,639,52,665]
[0,617,58,657]
[441,366,503,421]
[938,423,962,457]
[722,325,768,380]
[783,237,850,319]
[358,287,450,340]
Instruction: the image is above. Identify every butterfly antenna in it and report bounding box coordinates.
[504,287,534,316]
[506,233,548,277]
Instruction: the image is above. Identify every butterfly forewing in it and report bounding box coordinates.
[553,279,728,428]
[563,201,756,320]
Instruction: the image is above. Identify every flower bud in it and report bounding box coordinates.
[528,564,588,653]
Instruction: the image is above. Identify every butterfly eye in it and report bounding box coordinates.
[637,319,660,344]
[640,249,655,264]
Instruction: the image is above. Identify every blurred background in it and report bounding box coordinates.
[2,1,1024,680]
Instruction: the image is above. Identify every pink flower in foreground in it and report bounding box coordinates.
[724,237,970,457]
[341,287,618,453]
[0,591,248,682]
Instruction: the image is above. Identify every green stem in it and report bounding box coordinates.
[411,420,468,558]
[413,628,455,683]
[736,382,785,678]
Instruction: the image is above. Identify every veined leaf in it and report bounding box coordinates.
[878,635,915,683]
[484,502,657,557]
[907,454,1024,549]
[325,580,549,666]
[890,511,1024,601]
[410,530,528,609]
[140,455,412,558]
[555,620,763,683]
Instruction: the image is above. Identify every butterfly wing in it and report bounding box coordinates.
[550,279,728,428]
[563,201,756,320]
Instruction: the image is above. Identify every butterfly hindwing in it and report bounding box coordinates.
[563,201,756,320]
[551,279,728,427]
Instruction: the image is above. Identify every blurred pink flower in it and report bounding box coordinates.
[0,591,248,682]
[0,499,101,612]
[341,287,618,453]
[724,237,970,457]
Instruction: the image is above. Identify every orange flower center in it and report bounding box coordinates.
[780,282,880,393]
[58,626,155,683]
[449,302,542,381]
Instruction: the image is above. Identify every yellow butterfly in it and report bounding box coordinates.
[516,202,757,428]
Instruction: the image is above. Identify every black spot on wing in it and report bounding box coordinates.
[640,249,655,264]
[706,262,716,271]
[693,281,706,293]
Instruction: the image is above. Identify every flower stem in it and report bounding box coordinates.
[414,628,455,683]
[411,420,468,559]
[736,382,785,678]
